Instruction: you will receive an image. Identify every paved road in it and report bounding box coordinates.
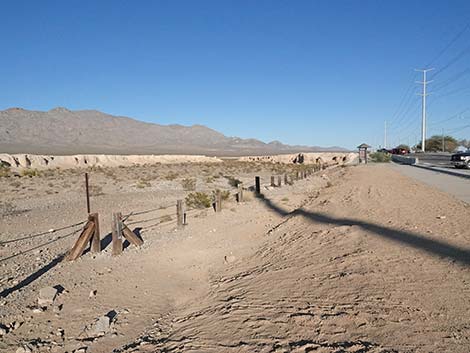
[410,152,453,166]
[391,163,470,204]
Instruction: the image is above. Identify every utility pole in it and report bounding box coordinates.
[415,68,434,152]
[384,120,387,149]
[442,128,445,152]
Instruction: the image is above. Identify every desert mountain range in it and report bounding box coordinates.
[0,107,347,156]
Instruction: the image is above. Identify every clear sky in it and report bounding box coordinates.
[1,0,470,150]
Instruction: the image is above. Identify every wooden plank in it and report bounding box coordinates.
[237,183,243,202]
[90,213,101,253]
[284,174,288,185]
[277,175,282,187]
[66,220,95,261]
[215,190,222,212]
[177,200,184,226]
[255,176,261,194]
[112,212,123,256]
[122,225,144,246]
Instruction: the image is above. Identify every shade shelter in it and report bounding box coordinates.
[357,143,371,164]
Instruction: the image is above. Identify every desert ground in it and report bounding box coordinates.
[1,157,470,353]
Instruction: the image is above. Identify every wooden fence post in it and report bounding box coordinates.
[90,213,100,253]
[66,219,96,261]
[237,183,244,202]
[85,172,91,214]
[255,176,261,194]
[277,175,282,187]
[284,174,288,185]
[271,176,275,187]
[215,190,222,212]
[177,200,185,227]
[112,212,123,256]
[296,171,300,180]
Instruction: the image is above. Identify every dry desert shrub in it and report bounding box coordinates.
[213,189,231,201]
[224,176,241,187]
[165,171,178,181]
[160,215,172,223]
[135,179,151,189]
[89,184,104,196]
[20,168,40,177]
[0,165,11,177]
[181,178,196,191]
[185,192,212,209]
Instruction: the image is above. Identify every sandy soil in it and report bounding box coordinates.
[1,163,469,353]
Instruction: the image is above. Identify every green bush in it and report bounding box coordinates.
[369,152,391,163]
[185,192,212,209]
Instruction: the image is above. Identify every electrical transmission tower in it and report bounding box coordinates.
[415,68,434,152]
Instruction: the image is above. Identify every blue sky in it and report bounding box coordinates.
[1,0,470,149]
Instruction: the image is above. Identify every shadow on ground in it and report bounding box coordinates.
[255,192,470,266]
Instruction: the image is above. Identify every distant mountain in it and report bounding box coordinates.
[0,107,348,156]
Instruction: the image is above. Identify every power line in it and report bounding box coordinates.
[426,21,470,67]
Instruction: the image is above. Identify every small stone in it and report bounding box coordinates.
[38,286,58,306]
[437,215,446,219]
[84,315,111,338]
[73,347,87,353]
[53,304,63,313]
[0,326,7,336]
[224,255,236,264]
[16,346,32,353]
[31,307,44,314]
[89,290,97,298]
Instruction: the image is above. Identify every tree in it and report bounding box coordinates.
[459,139,470,150]
[416,135,458,152]
[396,144,410,151]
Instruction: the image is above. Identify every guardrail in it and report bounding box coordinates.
[391,155,419,165]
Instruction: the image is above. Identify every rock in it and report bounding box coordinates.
[31,307,44,314]
[73,347,87,353]
[437,215,446,219]
[53,304,63,313]
[85,316,110,338]
[0,325,7,336]
[224,255,236,264]
[16,346,32,353]
[38,286,58,306]
[89,290,97,298]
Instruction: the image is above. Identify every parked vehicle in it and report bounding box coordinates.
[451,152,470,169]
[390,148,409,155]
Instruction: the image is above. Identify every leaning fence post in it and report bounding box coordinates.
[112,212,123,256]
[215,190,222,212]
[177,200,185,227]
[237,183,244,202]
[90,213,100,253]
[271,176,275,187]
[255,176,261,194]
[277,175,282,187]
